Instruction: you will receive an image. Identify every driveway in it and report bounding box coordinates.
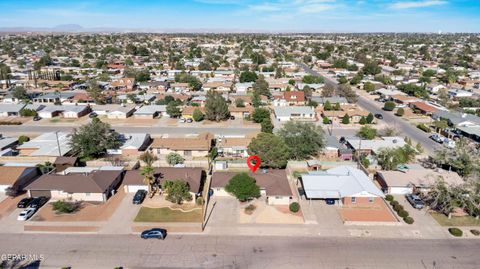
[394,195,445,237]
[204,196,238,228]
[99,193,139,234]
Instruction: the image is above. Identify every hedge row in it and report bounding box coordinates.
[417,123,431,133]
[389,197,414,224]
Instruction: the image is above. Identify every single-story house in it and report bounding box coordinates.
[228,106,253,119]
[33,92,75,104]
[432,110,480,127]
[319,104,370,123]
[375,164,464,195]
[217,137,252,158]
[346,136,407,155]
[92,104,136,119]
[0,166,40,193]
[211,169,293,205]
[17,132,71,156]
[274,106,316,122]
[0,104,26,117]
[322,135,353,160]
[37,105,90,119]
[182,106,205,119]
[301,166,385,206]
[107,133,151,157]
[25,170,123,202]
[123,167,205,197]
[133,105,168,119]
[150,133,213,159]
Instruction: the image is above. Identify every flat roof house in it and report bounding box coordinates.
[92,104,136,119]
[37,105,90,119]
[376,164,463,195]
[346,136,407,155]
[107,133,151,157]
[0,104,26,117]
[17,132,71,157]
[25,169,123,202]
[133,105,167,119]
[274,106,316,122]
[211,169,293,205]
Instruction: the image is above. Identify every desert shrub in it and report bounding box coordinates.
[448,227,463,237]
[244,204,256,215]
[470,229,480,236]
[398,210,409,218]
[196,196,204,206]
[404,216,414,224]
[417,123,431,133]
[385,195,394,202]
[0,121,22,125]
[52,200,80,214]
[289,202,300,213]
[383,101,396,111]
[390,200,399,207]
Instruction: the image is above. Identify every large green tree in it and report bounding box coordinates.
[69,118,122,159]
[248,133,291,168]
[225,173,261,202]
[277,122,325,160]
[162,180,193,204]
[205,90,229,121]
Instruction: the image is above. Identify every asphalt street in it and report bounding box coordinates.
[298,62,442,154]
[0,125,260,137]
[0,234,478,269]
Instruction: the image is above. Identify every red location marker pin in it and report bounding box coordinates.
[247,155,261,173]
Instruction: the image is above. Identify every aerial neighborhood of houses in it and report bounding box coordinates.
[0,33,480,240]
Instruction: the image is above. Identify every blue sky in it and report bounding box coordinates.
[0,0,479,32]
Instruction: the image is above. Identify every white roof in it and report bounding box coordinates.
[118,133,149,149]
[0,136,17,149]
[0,104,26,113]
[133,105,167,115]
[17,132,71,156]
[346,137,406,153]
[274,106,315,117]
[301,166,384,199]
[40,105,87,113]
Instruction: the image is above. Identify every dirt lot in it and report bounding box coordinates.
[339,201,398,223]
[31,191,125,222]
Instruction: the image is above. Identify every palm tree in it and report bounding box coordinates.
[141,165,155,196]
[139,151,158,196]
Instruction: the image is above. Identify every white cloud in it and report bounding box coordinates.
[390,1,447,9]
[248,0,338,14]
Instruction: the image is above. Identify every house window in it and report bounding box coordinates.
[351,197,356,203]
[184,150,192,156]
[368,197,374,203]
[86,193,91,196]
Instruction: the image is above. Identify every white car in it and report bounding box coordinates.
[17,208,36,221]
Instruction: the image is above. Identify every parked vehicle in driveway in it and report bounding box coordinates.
[230,115,235,120]
[374,113,383,119]
[33,116,41,121]
[29,196,49,209]
[429,134,444,144]
[133,190,147,204]
[17,208,36,221]
[325,199,335,205]
[406,194,424,209]
[17,198,34,208]
[141,228,167,240]
[89,112,98,118]
[186,118,193,123]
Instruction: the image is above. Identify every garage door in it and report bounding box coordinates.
[126,185,148,193]
[30,190,52,198]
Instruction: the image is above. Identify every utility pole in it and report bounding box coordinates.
[55,131,62,156]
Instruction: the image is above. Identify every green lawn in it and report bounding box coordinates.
[430,212,480,226]
[134,207,202,223]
